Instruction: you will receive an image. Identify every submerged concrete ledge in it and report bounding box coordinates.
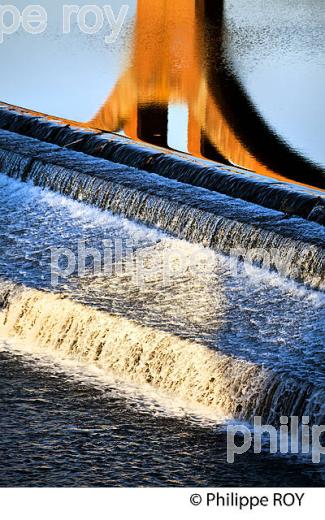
[0,103,324,223]
[0,128,324,289]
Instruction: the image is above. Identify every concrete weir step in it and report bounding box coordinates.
[0,103,324,224]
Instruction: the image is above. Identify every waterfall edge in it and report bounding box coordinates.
[0,127,324,289]
[0,103,324,222]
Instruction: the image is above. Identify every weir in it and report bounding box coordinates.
[0,105,324,222]
[0,281,324,426]
[0,128,324,289]
[0,170,324,439]
[1,0,325,487]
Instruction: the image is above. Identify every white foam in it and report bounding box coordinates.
[0,172,163,242]
[0,336,226,427]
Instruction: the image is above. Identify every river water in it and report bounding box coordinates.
[0,174,324,486]
[0,0,324,186]
[0,0,324,487]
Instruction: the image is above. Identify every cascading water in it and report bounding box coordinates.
[0,282,324,426]
[0,105,324,220]
[0,168,324,485]
[0,0,324,486]
[0,128,324,289]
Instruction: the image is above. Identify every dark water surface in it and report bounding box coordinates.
[0,0,324,186]
[0,347,323,487]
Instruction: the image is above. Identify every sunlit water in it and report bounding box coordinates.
[0,174,324,383]
[0,174,324,486]
[0,0,324,186]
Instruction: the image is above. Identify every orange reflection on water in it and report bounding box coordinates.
[90,0,323,190]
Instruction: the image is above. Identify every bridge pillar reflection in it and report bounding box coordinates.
[89,0,322,186]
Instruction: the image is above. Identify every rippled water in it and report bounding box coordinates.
[0,175,324,383]
[0,0,324,186]
[0,343,323,487]
[1,0,324,487]
[0,174,324,485]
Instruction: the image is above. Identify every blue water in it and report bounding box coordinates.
[0,174,324,486]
